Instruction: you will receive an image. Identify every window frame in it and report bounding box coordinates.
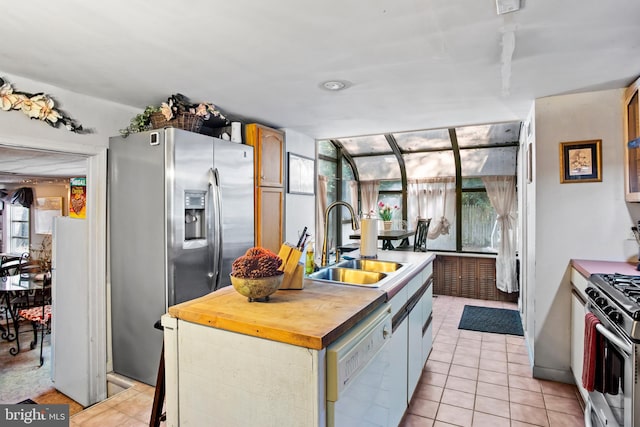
[9,203,30,254]
[322,122,520,255]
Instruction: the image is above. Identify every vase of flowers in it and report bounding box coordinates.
[378,201,398,230]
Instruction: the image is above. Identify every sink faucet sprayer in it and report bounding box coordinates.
[321,201,359,267]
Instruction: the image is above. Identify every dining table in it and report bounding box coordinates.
[0,273,47,356]
[349,229,415,250]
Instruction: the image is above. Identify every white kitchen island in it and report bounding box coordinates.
[161,251,434,427]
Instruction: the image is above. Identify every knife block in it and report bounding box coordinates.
[277,244,305,290]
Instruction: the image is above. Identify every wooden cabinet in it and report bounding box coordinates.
[624,75,640,202]
[246,124,285,252]
[246,124,284,188]
[256,186,283,254]
[433,255,517,302]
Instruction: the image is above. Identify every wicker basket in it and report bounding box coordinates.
[150,112,204,133]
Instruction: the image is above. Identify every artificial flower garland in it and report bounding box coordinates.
[0,77,84,132]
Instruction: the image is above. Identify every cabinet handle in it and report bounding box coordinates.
[382,325,391,339]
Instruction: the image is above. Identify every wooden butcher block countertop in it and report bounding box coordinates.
[168,281,386,350]
[168,251,434,350]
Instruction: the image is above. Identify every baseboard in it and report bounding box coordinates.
[532,365,575,384]
[106,372,134,397]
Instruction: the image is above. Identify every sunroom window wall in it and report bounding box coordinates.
[318,121,520,255]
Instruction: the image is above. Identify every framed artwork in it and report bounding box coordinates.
[559,139,602,183]
[287,152,315,195]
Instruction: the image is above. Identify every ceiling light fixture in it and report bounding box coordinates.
[495,0,520,15]
[321,80,348,91]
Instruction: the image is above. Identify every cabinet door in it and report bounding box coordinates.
[407,298,423,400]
[247,124,284,188]
[421,283,433,366]
[571,290,588,401]
[477,258,497,300]
[624,77,640,201]
[434,255,458,295]
[459,257,478,298]
[389,320,408,426]
[256,186,283,253]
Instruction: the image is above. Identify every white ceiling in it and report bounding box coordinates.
[1,0,639,177]
[0,146,87,185]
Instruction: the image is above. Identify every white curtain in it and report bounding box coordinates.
[360,180,379,217]
[407,177,453,239]
[347,180,358,214]
[482,176,518,293]
[316,175,329,257]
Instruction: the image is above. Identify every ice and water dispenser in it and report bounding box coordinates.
[184,191,206,240]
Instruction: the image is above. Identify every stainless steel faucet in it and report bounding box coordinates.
[321,201,359,267]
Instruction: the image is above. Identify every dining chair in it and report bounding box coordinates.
[395,218,431,252]
[0,258,21,277]
[19,253,42,276]
[8,253,42,314]
[17,275,52,366]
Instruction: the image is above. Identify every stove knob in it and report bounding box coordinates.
[603,306,615,315]
[595,297,608,308]
[585,287,599,298]
[609,310,623,324]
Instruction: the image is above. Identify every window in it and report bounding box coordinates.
[462,179,497,252]
[9,204,29,254]
[318,141,359,253]
[329,121,520,254]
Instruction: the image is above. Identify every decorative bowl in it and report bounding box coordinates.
[230,274,284,302]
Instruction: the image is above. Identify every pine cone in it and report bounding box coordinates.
[231,247,283,279]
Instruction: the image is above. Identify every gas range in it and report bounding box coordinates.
[586,273,640,342]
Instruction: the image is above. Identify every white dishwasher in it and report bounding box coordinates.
[326,303,395,427]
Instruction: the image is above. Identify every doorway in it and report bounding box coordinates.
[0,142,108,407]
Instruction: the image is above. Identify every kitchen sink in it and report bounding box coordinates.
[308,267,387,287]
[335,259,403,273]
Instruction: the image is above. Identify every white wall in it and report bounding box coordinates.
[282,128,316,246]
[530,88,640,382]
[0,71,137,150]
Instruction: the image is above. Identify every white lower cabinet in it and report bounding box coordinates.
[407,269,433,402]
[161,315,326,427]
[570,268,588,402]
[407,294,423,400]
[388,319,409,427]
[421,284,433,367]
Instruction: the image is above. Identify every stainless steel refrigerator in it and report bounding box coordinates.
[108,128,254,385]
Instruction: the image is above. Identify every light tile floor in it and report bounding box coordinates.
[70,381,161,427]
[70,294,585,426]
[400,295,585,427]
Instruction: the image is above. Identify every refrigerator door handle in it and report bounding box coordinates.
[207,168,217,290]
[212,168,224,290]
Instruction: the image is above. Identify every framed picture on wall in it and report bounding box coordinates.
[559,139,602,183]
[287,153,315,195]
